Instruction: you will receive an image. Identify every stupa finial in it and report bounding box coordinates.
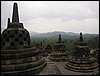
[80,32,83,42]
[58,34,61,42]
[12,3,19,22]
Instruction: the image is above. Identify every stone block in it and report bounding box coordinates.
[5,42,10,46]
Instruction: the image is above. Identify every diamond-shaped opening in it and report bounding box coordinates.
[15,38,18,41]
[10,35,14,38]
[22,30,25,34]
[19,34,22,37]
[28,41,30,45]
[7,31,10,34]
[6,38,9,42]
[15,31,18,34]
[10,42,14,46]
[26,33,29,37]
[20,42,23,45]
[2,42,5,46]
[3,34,6,37]
[24,38,26,41]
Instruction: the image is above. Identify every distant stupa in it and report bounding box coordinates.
[1,3,47,75]
[1,3,30,48]
[49,34,68,62]
[65,32,99,72]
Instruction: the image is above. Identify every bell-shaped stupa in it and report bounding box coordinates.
[1,3,47,75]
[49,34,68,62]
[65,32,98,72]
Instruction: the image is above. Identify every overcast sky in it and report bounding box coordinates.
[1,1,99,34]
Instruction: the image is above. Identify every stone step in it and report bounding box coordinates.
[65,65,98,73]
[65,62,98,71]
[1,46,36,54]
[1,56,41,65]
[1,50,40,60]
[69,58,96,64]
[67,61,98,67]
[1,61,47,75]
[2,58,45,72]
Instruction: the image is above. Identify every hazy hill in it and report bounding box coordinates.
[30,31,78,38]
[30,31,99,50]
[30,31,98,40]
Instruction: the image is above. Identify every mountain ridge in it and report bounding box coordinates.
[30,31,98,39]
[30,31,98,36]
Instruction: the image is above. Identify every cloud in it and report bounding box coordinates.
[1,1,99,34]
[24,17,99,34]
[20,1,99,20]
[2,1,98,21]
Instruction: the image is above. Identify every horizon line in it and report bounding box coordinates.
[29,31,99,34]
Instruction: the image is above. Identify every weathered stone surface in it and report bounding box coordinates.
[49,34,68,62]
[1,2,47,75]
[12,3,19,22]
[65,32,99,72]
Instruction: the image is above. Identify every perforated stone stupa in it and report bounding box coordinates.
[1,3,47,75]
[65,32,99,72]
[49,34,68,62]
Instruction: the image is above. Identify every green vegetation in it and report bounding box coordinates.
[30,33,99,52]
[87,36,99,48]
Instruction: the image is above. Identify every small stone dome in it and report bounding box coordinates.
[1,3,31,49]
[1,28,30,48]
[1,3,47,75]
[65,32,99,72]
[49,34,68,62]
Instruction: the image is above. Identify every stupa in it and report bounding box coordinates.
[45,44,52,53]
[48,34,68,62]
[65,32,99,72]
[1,3,47,75]
[38,42,48,57]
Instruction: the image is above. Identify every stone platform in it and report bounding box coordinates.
[49,34,68,62]
[39,56,98,75]
[1,46,47,75]
[1,3,47,75]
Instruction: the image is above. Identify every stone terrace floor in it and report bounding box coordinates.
[39,56,99,75]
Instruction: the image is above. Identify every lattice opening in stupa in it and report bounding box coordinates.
[1,3,47,75]
[65,32,99,72]
[48,34,69,62]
